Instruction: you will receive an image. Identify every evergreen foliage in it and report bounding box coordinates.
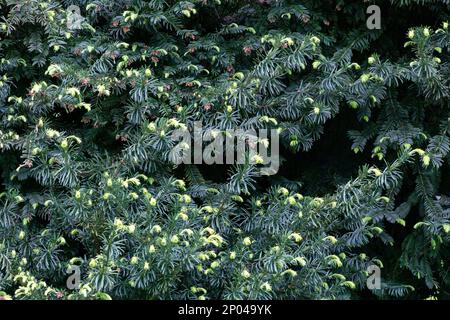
[0,0,449,300]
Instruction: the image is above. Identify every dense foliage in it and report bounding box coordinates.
[1,0,450,300]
